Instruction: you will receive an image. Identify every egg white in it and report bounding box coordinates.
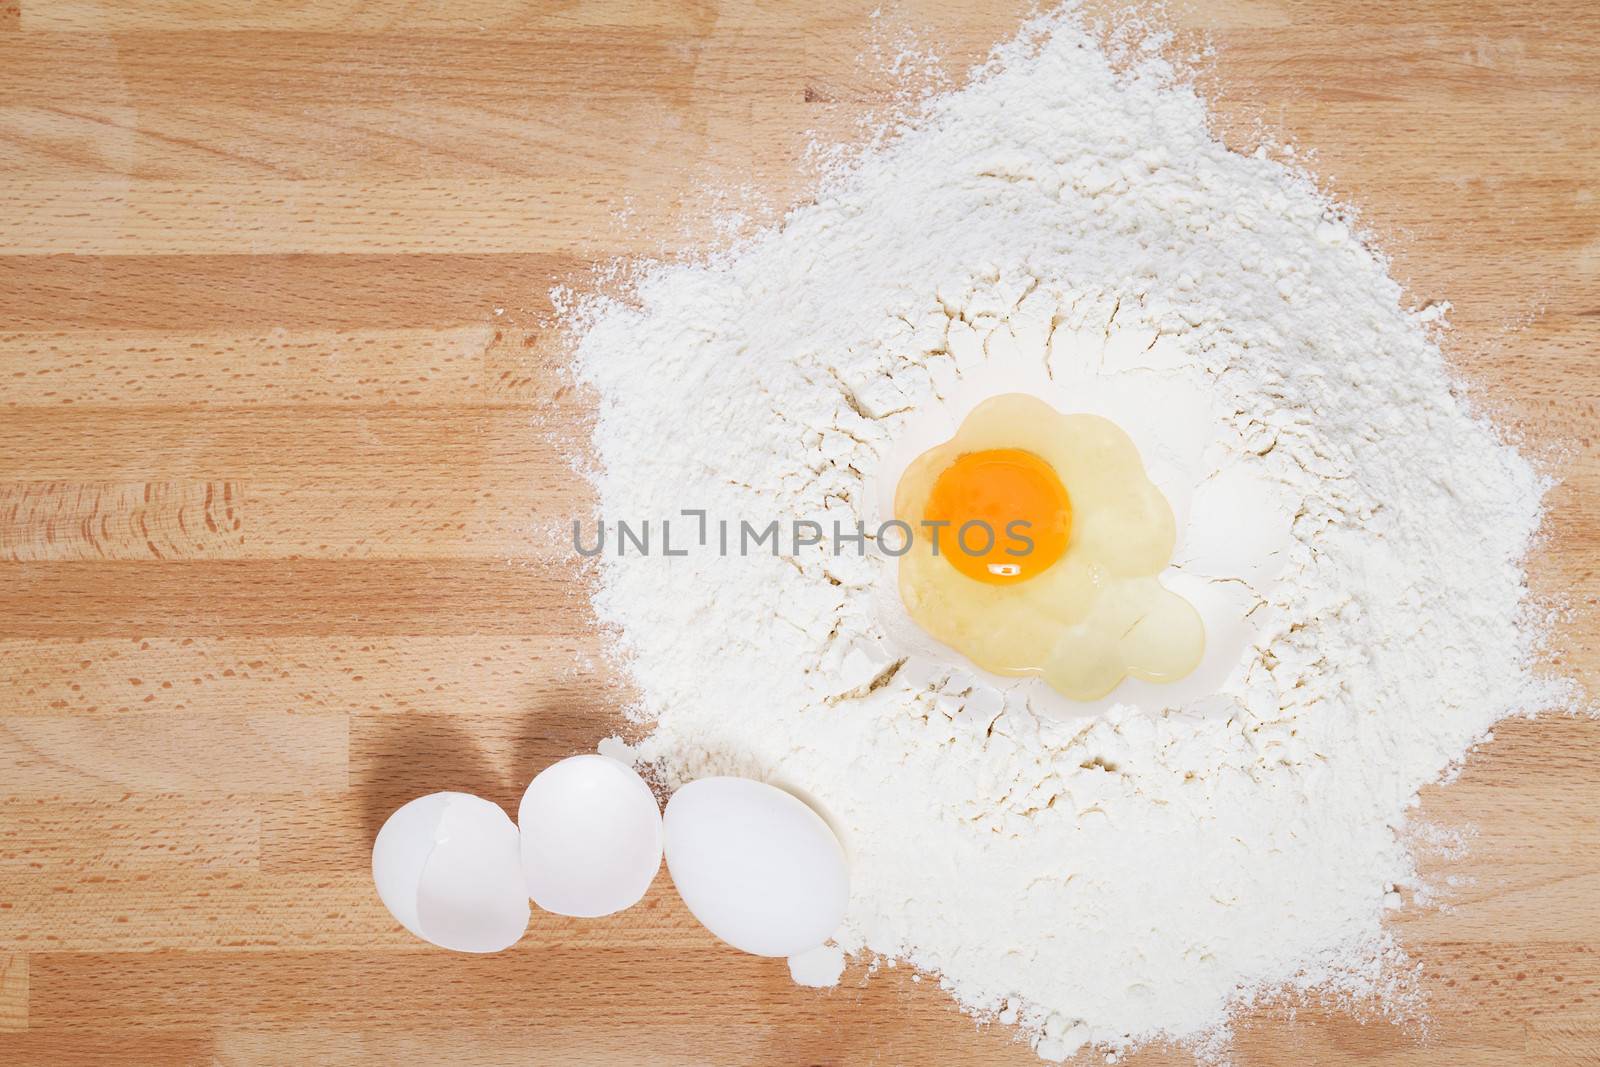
[865,295,1291,720]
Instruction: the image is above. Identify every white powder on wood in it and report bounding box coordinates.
[565,6,1570,1060]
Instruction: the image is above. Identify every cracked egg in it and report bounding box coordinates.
[893,392,1204,701]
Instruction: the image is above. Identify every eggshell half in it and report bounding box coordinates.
[372,792,530,953]
[518,754,663,918]
[663,777,849,957]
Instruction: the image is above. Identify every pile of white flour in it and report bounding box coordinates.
[564,6,1568,1060]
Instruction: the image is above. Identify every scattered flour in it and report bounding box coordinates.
[789,943,849,988]
[565,5,1569,1060]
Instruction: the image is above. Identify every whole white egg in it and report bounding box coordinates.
[663,777,849,957]
[372,792,530,953]
[518,754,663,917]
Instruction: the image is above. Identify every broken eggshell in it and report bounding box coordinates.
[372,792,530,953]
[518,754,663,918]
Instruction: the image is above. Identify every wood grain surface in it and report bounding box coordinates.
[2,1,1599,1064]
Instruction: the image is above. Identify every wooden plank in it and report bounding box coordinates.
[20,944,912,1030]
[0,405,593,561]
[1229,1007,1524,1066]
[0,482,245,561]
[0,408,565,483]
[1526,1016,1600,1062]
[1200,29,1600,101]
[0,797,259,873]
[10,0,1049,39]
[0,952,25,1032]
[1395,868,1600,944]
[207,1016,1046,1067]
[21,940,1598,1062]
[0,876,704,953]
[0,328,505,409]
[0,179,655,256]
[0,100,793,186]
[0,34,767,108]
[0,713,347,795]
[220,482,585,561]
[0,15,1017,194]
[0,870,402,951]
[0,255,575,333]
[0,480,582,561]
[0,561,578,637]
[0,636,611,718]
[1408,939,1600,1029]
[20,0,730,33]
[0,1032,212,1066]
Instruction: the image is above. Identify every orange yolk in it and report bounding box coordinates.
[923,448,1072,585]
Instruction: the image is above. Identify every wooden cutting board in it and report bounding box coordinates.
[2,1,1597,1063]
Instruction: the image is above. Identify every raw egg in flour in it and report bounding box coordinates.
[894,392,1204,701]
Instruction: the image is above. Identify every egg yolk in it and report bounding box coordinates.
[923,448,1072,585]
